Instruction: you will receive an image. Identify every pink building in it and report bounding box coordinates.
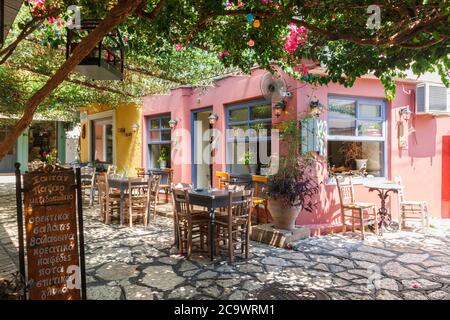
[142,68,450,230]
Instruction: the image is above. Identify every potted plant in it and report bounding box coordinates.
[242,150,258,175]
[267,121,319,230]
[339,142,367,170]
[158,146,169,169]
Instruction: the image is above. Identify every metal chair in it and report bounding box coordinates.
[394,176,429,230]
[336,176,378,239]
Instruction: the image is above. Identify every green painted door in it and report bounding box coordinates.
[16,128,29,168]
[57,122,66,164]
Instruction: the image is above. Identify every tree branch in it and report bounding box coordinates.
[0,0,145,159]
[0,8,61,65]
[135,0,166,21]
[291,13,448,47]
[7,62,138,97]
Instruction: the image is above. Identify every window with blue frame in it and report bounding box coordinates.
[147,115,171,169]
[226,100,272,175]
[327,95,386,177]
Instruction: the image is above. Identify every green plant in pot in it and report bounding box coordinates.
[158,146,169,169]
[339,142,367,170]
[242,150,258,175]
[267,121,319,230]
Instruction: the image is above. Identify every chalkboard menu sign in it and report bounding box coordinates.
[16,163,86,300]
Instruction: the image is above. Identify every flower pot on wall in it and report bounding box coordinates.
[355,159,368,170]
[268,199,301,231]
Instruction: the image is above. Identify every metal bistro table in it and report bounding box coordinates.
[364,181,402,236]
[108,177,148,225]
[188,189,229,261]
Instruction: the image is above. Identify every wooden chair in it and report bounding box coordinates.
[125,178,149,228]
[171,182,206,246]
[172,189,209,258]
[215,190,253,262]
[336,176,378,240]
[80,166,96,207]
[148,175,161,222]
[107,165,117,176]
[136,167,146,178]
[394,176,429,230]
[216,171,230,190]
[150,169,173,203]
[96,173,120,224]
[252,175,270,224]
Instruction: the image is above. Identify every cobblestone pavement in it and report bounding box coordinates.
[1,182,450,300]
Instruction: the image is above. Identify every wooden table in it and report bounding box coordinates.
[188,189,229,261]
[108,178,148,225]
[364,181,402,235]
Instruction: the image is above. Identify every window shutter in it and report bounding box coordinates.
[301,118,327,156]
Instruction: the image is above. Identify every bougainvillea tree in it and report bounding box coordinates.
[0,0,448,159]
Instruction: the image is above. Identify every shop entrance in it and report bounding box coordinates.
[0,126,16,173]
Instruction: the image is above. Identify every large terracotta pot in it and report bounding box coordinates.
[268,199,301,231]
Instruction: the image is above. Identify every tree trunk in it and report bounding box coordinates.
[0,0,145,160]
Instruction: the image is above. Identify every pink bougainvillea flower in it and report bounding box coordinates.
[237,1,244,6]
[284,23,308,54]
[123,36,129,42]
[175,43,183,51]
[261,0,269,4]
[248,39,255,47]
[225,2,234,9]
[218,49,229,59]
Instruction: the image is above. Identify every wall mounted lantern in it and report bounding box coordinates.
[131,123,140,132]
[274,100,287,118]
[399,107,412,121]
[208,113,219,126]
[118,123,140,137]
[168,119,178,129]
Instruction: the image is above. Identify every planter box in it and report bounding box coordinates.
[251,223,310,248]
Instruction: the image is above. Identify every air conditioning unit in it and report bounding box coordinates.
[416,83,450,115]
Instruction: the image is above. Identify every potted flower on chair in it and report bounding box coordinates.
[267,121,319,230]
[242,150,258,175]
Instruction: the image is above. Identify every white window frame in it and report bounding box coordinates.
[327,95,388,184]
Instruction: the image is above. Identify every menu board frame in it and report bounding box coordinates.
[15,163,87,300]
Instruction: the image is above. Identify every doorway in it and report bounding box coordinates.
[90,118,113,164]
[0,126,16,173]
[192,108,213,188]
[442,136,450,218]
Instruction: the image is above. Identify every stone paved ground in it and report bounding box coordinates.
[1,182,450,300]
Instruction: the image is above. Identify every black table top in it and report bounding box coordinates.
[188,189,230,209]
[188,189,229,198]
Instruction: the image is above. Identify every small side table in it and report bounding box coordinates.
[364,182,402,236]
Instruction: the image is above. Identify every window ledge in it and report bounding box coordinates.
[326,176,388,186]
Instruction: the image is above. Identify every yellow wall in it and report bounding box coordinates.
[79,103,142,176]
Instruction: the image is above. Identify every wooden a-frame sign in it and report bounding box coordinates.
[15,163,87,300]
